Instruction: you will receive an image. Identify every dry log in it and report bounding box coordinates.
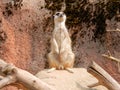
[107,29,120,32]
[102,54,120,63]
[89,61,120,90]
[0,75,16,88]
[16,68,54,90]
[0,59,54,90]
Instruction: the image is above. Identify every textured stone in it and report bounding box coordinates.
[36,68,99,90]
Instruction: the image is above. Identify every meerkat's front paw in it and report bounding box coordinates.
[47,67,56,73]
[58,65,64,70]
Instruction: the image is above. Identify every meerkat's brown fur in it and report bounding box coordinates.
[48,12,75,73]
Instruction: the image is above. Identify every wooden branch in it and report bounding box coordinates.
[102,54,120,63]
[89,61,120,90]
[0,59,54,90]
[107,29,120,32]
[0,75,16,89]
[16,68,54,90]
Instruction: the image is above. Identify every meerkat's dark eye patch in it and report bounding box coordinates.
[56,13,60,16]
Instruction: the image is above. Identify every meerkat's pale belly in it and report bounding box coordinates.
[54,29,66,49]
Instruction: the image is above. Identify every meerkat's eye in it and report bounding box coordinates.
[56,13,60,16]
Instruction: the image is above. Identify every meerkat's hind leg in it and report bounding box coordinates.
[47,67,56,73]
[65,68,74,73]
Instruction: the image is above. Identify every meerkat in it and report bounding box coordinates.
[47,12,75,73]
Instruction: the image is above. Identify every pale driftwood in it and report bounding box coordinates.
[89,61,120,90]
[0,59,54,90]
[16,68,54,90]
[102,54,120,63]
[106,29,120,32]
[0,75,16,88]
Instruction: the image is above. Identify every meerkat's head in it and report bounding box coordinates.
[53,12,66,23]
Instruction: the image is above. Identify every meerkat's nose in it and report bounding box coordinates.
[60,14,63,17]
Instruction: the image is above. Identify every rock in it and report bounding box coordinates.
[92,85,108,90]
[36,68,104,90]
